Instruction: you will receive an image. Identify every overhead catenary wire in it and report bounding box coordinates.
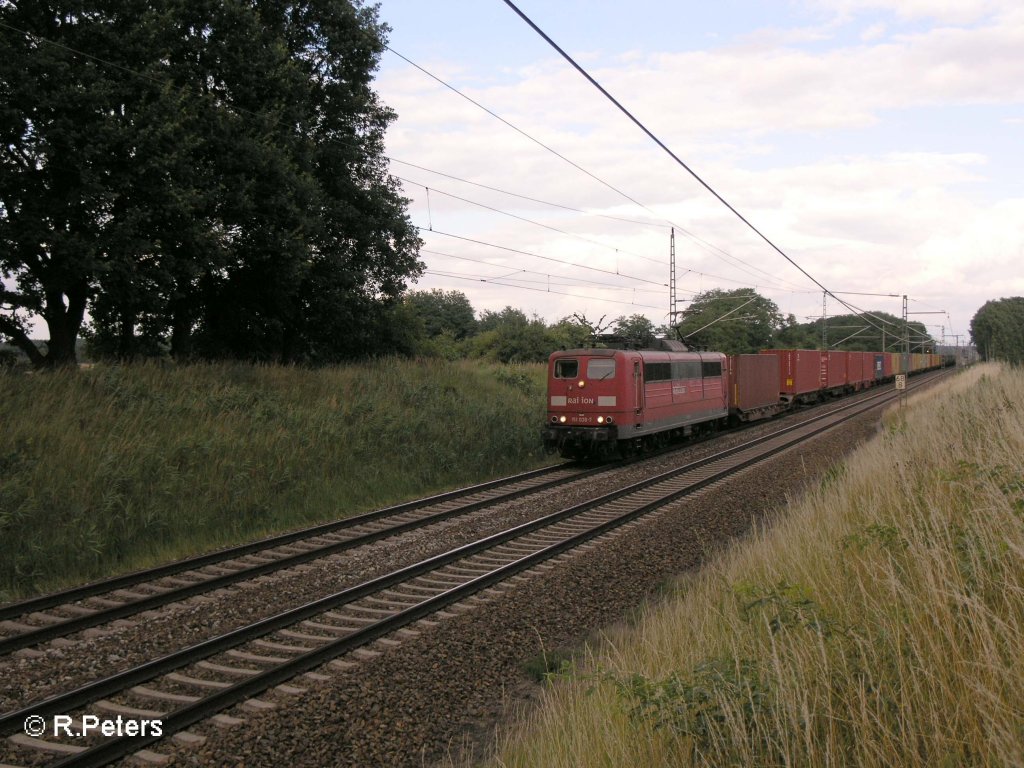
[393,153,809,294]
[420,248,667,295]
[409,181,814,295]
[499,1,821,290]
[389,157,671,230]
[3,17,945,338]
[421,270,664,310]
[420,227,667,288]
[3,17,810,303]
[420,226,810,303]
[499,0,911,342]
[386,45,651,213]
[0,18,666,315]
[387,45,811,294]
[399,176,666,265]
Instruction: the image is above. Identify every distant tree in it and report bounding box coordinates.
[774,314,819,349]
[970,297,1024,364]
[466,309,551,363]
[674,289,783,354]
[404,290,477,340]
[478,306,530,334]
[547,316,594,350]
[776,311,932,353]
[613,314,656,347]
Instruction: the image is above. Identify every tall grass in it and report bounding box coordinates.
[0,359,551,600]
[494,364,1024,767]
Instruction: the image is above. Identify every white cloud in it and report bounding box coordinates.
[377,7,1024,339]
[861,22,888,41]
[807,0,1015,25]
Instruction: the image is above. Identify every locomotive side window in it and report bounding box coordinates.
[554,359,579,378]
[701,361,723,377]
[672,361,701,379]
[644,362,672,381]
[587,359,616,379]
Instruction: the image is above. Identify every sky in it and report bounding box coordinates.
[374,0,1024,346]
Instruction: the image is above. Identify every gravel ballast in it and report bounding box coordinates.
[158,406,887,768]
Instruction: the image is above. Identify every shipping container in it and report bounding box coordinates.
[860,351,872,386]
[728,354,780,421]
[872,353,885,380]
[761,349,821,402]
[823,350,848,391]
[847,351,864,389]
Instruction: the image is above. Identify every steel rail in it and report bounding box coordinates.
[37,372,937,768]
[0,463,579,623]
[1,372,941,755]
[0,463,607,655]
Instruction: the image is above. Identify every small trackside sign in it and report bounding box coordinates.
[895,374,906,390]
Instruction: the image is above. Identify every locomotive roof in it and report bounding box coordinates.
[551,348,619,357]
[550,348,725,358]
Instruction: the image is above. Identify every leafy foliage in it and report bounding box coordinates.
[777,311,932,352]
[1,0,422,366]
[674,289,784,354]
[605,659,770,751]
[404,289,477,341]
[613,313,656,347]
[970,297,1024,364]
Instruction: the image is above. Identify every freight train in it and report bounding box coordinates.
[542,341,944,460]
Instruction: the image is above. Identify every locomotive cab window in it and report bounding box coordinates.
[587,359,616,380]
[554,359,579,378]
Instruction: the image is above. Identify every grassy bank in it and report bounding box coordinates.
[493,364,1024,767]
[0,359,551,601]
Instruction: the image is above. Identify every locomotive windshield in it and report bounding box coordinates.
[587,359,616,379]
[554,359,579,378]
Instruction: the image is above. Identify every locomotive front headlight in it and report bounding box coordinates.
[597,416,605,424]
[559,415,567,423]
[577,380,585,388]
[606,416,614,424]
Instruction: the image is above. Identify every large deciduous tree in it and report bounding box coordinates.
[673,289,783,354]
[613,313,656,347]
[0,0,421,367]
[970,297,1024,365]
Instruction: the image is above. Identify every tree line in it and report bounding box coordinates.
[383,287,940,364]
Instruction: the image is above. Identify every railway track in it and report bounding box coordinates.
[0,371,941,768]
[0,372,891,657]
[0,462,613,655]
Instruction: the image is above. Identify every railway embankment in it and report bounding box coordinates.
[492,363,1024,768]
[0,359,550,601]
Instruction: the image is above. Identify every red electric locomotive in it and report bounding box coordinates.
[542,342,728,459]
